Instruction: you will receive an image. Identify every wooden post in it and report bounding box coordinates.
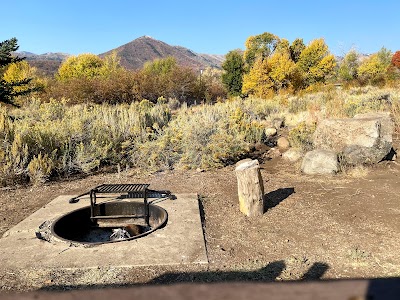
[235,159,265,217]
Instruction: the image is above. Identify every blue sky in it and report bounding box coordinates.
[1,0,399,56]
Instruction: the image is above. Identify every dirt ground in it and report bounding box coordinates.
[1,148,400,291]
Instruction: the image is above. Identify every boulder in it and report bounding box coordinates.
[282,148,303,162]
[254,142,269,152]
[301,149,338,175]
[353,112,393,144]
[266,147,281,159]
[313,112,393,165]
[265,127,277,137]
[277,137,290,151]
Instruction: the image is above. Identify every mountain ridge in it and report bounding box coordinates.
[17,51,70,61]
[99,36,225,70]
[17,36,225,75]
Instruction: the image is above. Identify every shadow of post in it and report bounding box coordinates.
[36,260,340,292]
[264,187,295,212]
[150,260,286,284]
[301,262,330,280]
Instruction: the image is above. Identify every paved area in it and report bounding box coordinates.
[0,193,207,270]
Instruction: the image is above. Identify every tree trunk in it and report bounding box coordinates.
[235,159,265,217]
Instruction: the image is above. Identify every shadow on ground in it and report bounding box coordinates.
[150,260,329,284]
[27,261,400,300]
[151,260,288,284]
[264,187,295,211]
[38,260,327,291]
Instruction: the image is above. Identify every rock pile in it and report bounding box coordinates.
[301,112,394,175]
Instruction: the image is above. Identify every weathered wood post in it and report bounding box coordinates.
[235,159,265,217]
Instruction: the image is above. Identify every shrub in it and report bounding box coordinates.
[0,100,172,185]
[27,152,54,184]
[132,99,274,170]
[3,86,400,187]
[288,121,316,151]
[343,89,392,117]
[45,69,143,104]
[0,131,29,186]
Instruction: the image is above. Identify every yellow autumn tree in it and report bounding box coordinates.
[268,50,299,91]
[3,61,37,91]
[242,48,299,97]
[358,48,392,85]
[3,60,43,105]
[57,53,104,81]
[297,38,336,86]
[57,52,122,82]
[275,38,290,54]
[242,58,274,98]
[101,51,122,77]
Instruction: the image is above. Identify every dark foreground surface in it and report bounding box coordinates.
[1,279,400,300]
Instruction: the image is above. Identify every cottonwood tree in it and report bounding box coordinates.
[242,38,301,97]
[267,51,299,91]
[243,32,280,69]
[358,47,392,85]
[57,53,105,80]
[338,50,360,82]
[242,58,273,98]
[0,38,35,106]
[57,52,122,81]
[141,57,198,102]
[296,38,336,86]
[242,51,299,97]
[289,38,306,63]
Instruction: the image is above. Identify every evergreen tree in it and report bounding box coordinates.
[0,38,35,106]
[221,50,244,96]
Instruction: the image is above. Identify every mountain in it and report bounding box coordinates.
[16,37,225,76]
[17,51,70,61]
[14,52,70,76]
[99,36,224,70]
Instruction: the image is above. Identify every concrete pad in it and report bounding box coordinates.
[0,194,208,270]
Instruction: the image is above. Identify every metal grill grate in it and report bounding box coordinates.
[68,184,171,227]
[94,184,150,193]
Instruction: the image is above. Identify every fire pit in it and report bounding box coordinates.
[1,193,208,274]
[50,184,170,245]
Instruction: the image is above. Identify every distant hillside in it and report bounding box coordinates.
[18,51,70,61]
[28,60,62,77]
[99,36,224,70]
[15,52,70,77]
[16,37,224,76]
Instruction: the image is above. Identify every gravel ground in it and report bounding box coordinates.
[1,155,400,291]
